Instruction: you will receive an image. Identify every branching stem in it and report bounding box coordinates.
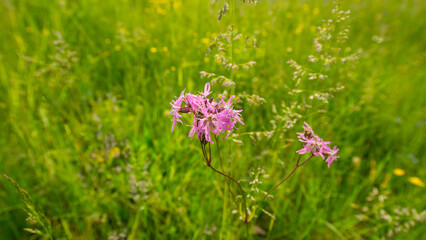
[214,135,238,205]
[201,140,250,224]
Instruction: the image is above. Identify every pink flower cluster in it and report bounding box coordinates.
[170,83,244,143]
[296,122,339,167]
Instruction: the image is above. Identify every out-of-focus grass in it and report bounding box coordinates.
[0,0,425,239]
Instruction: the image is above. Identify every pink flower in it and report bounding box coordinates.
[170,83,244,143]
[201,82,212,97]
[185,94,200,112]
[297,122,315,142]
[296,137,330,159]
[311,137,331,159]
[170,90,185,132]
[324,146,340,168]
[296,122,339,167]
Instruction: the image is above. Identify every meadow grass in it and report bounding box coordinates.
[0,0,425,239]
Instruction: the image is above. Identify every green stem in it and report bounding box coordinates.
[201,143,249,223]
[214,135,238,205]
[245,221,249,239]
[230,0,235,95]
[208,142,211,162]
[207,163,249,222]
[200,142,209,165]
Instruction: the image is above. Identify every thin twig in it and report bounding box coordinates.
[201,144,249,223]
[260,154,314,204]
[200,142,208,165]
[208,142,212,163]
[214,135,237,204]
[208,163,250,223]
[296,154,302,166]
[298,156,312,166]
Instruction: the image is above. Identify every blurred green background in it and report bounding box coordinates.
[0,0,425,239]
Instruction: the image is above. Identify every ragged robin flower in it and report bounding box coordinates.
[170,83,243,144]
[296,122,340,167]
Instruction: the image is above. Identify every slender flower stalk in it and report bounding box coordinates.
[261,154,314,204]
[200,140,250,223]
[215,135,237,205]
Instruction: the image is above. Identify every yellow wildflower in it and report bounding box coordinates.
[97,157,105,163]
[294,23,304,35]
[173,1,181,9]
[313,8,320,15]
[302,4,309,13]
[91,152,99,159]
[105,38,111,45]
[393,169,405,176]
[114,45,121,51]
[150,47,157,53]
[119,28,128,35]
[42,29,50,35]
[201,38,210,45]
[156,7,166,15]
[408,177,424,187]
[110,147,121,157]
